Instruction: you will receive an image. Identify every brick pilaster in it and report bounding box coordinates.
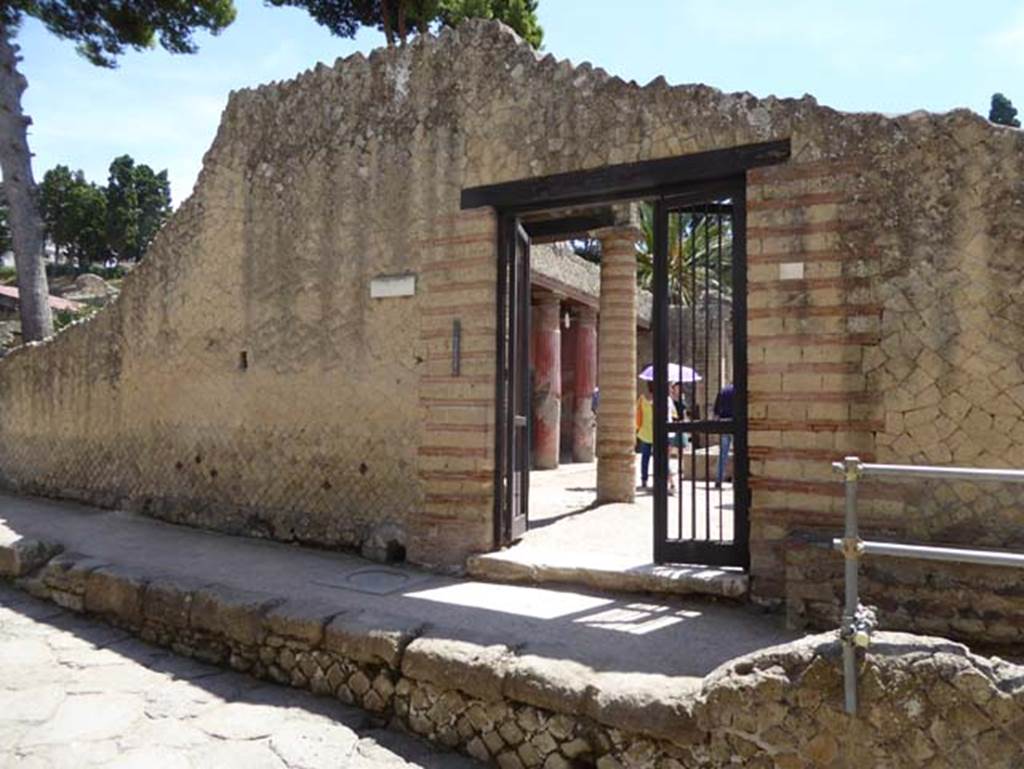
[595,226,640,503]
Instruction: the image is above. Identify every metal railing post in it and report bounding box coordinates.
[828,456,1023,717]
[840,456,862,715]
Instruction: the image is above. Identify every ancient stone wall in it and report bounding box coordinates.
[786,536,1024,649]
[0,21,1021,594]
[5,544,1023,768]
[745,133,1024,609]
[0,31,509,567]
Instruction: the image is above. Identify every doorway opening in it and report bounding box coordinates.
[467,140,788,590]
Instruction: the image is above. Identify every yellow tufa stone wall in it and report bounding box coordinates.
[0,21,1022,581]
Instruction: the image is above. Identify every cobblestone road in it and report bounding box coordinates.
[0,584,481,769]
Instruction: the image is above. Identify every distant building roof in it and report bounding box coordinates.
[0,285,84,313]
[530,243,652,327]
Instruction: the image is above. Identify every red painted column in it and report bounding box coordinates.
[531,292,562,470]
[573,306,598,462]
[560,319,578,458]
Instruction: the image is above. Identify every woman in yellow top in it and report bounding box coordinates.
[636,381,679,494]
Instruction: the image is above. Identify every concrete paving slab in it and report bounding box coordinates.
[0,491,797,680]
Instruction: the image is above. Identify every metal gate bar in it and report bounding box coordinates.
[493,215,530,546]
[653,177,749,567]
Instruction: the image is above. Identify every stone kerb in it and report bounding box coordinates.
[4,538,1024,767]
[0,534,62,577]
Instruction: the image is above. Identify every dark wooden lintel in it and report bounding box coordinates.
[461,139,790,212]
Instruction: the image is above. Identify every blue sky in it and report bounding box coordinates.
[15,0,1024,205]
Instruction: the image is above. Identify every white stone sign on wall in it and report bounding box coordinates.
[370,273,417,299]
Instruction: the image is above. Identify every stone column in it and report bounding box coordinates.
[572,306,598,462]
[595,225,639,503]
[531,292,562,470]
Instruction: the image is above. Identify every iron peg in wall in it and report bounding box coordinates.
[452,319,461,377]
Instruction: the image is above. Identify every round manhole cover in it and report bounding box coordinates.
[343,568,411,593]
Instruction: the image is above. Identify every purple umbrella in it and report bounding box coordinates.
[638,363,702,383]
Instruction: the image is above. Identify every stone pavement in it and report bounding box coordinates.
[468,462,744,598]
[527,459,736,548]
[0,492,795,681]
[0,583,481,769]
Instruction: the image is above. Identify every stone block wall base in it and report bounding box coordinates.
[785,535,1024,649]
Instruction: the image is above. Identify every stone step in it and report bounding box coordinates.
[466,549,748,599]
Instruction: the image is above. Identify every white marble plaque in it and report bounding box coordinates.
[370,273,416,298]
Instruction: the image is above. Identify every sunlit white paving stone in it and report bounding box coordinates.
[102,747,195,769]
[0,685,64,722]
[404,580,613,619]
[195,701,295,740]
[20,694,146,745]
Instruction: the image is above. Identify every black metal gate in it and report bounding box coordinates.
[494,215,530,545]
[651,178,749,567]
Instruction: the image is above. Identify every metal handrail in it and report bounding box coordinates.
[838,461,1024,484]
[830,456,1024,715]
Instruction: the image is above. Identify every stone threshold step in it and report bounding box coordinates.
[466,549,749,600]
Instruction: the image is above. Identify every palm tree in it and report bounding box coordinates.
[635,201,732,305]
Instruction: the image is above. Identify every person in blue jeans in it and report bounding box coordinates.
[714,383,734,489]
[636,381,678,494]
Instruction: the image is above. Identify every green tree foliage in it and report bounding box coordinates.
[439,0,541,47]
[267,0,542,47]
[106,155,173,261]
[0,2,236,341]
[134,165,173,257]
[68,183,108,264]
[39,158,171,266]
[41,165,110,264]
[635,202,732,306]
[39,165,79,258]
[43,167,108,264]
[263,0,376,38]
[105,155,140,260]
[3,2,237,66]
[989,93,1020,128]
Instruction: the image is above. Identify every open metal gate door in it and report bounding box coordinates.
[652,178,749,567]
[494,215,530,546]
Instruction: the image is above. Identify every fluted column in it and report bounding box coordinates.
[595,225,639,503]
[531,292,562,470]
[572,306,598,462]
